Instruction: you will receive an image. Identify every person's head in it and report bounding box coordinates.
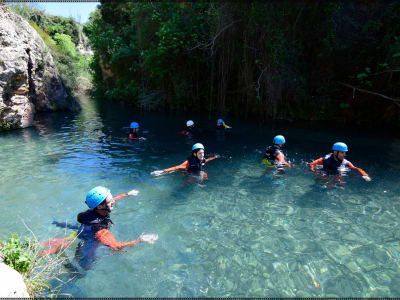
[130,122,139,133]
[85,186,114,215]
[192,143,205,160]
[217,118,223,126]
[332,142,348,160]
[186,120,194,129]
[273,135,286,148]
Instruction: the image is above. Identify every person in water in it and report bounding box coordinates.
[216,118,232,132]
[180,120,195,136]
[128,122,146,140]
[309,142,371,181]
[262,135,291,169]
[40,186,157,259]
[150,143,219,182]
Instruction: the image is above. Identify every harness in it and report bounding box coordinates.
[322,153,350,173]
[264,145,281,162]
[77,209,114,234]
[187,156,206,174]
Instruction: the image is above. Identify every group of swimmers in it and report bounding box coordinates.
[40,118,371,267]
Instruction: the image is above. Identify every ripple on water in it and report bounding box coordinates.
[2,101,400,297]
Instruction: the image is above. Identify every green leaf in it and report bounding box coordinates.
[357,73,368,79]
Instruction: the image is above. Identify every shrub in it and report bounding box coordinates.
[0,232,77,297]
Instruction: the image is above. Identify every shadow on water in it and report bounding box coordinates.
[294,182,345,210]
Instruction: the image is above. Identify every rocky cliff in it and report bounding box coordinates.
[76,23,93,56]
[0,4,74,131]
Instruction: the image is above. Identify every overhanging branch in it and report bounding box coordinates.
[338,81,400,108]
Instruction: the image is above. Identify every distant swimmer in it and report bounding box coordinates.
[128,122,146,140]
[216,118,232,132]
[151,143,220,183]
[180,120,195,136]
[309,142,371,181]
[262,135,291,170]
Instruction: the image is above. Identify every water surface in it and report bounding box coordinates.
[1,97,400,297]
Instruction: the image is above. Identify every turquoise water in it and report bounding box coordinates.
[1,97,400,297]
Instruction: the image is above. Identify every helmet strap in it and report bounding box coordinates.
[96,200,111,213]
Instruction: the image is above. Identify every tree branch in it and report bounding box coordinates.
[256,66,268,99]
[188,20,241,53]
[367,69,400,76]
[338,81,400,108]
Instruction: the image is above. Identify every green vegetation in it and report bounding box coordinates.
[84,2,400,126]
[9,3,92,95]
[0,233,74,296]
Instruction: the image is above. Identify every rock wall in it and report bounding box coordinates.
[0,5,71,131]
[76,23,93,56]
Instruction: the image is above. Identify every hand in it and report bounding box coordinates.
[139,137,146,140]
[362,175,371,182]
[214,154,221,159]
[151,170,164,176]
[127,189,139,196]
[139,234,159,244]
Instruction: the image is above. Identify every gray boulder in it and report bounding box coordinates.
[0,5,71,131]
[0,252,29,297]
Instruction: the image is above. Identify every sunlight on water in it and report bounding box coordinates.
[1,97,400,297]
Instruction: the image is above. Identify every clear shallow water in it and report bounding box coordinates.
[1,97,400,297]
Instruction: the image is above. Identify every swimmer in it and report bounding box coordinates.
[180,120,195,136]
[262,135,291,169]
[151,143,220,182]
[128,122,146,140]
[216,118,232,132]
[309,142,371,181]
[40,187,157,257]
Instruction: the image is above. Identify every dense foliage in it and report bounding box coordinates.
[0,232,75,296]
[10,3,92,94]
[63,3,400,125]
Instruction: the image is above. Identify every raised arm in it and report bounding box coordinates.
[309,157,323,172]
[151,160,189,176]
[222,122,232,129]
[347,162,371,181]
[163,160,189,172]
[276,153,291,167]
[112,193,129,202]
[95,229,141,250]
[205,156,218,163]
[112,189,139,202]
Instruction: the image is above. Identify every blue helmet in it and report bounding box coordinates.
[217,118,223,124]
[273,135,286,145]
[130,122,139,129]
[332,142,348,152]
[85,186,110,210]
[192,143,204,151]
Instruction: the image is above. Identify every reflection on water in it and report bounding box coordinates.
[0,97,400,297]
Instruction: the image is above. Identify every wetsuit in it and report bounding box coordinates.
[41,193,140,257]
[309,153,368,176]
[264,145,291,168]
[216,124,225,132]
[76,193,140,250]
[180,126,193,136]
[128,130,141,140]
[162,155,217,180]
